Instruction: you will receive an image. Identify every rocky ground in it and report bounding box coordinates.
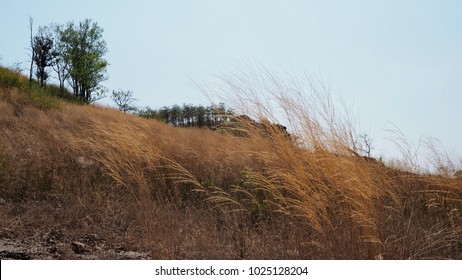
[0,198,152,260]
[0,230,151,260]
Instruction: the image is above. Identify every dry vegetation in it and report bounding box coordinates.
[1,66,461,259]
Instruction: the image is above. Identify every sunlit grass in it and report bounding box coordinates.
[1,66,461,259]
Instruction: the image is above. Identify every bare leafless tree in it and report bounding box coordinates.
[28,16,35,89]
[111,89,136,113]
[358,133,374,158]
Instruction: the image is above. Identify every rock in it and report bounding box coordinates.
[43,230,64,244]
[82,233,105,247]
[71,241,88,254]
[0,250,31,260]
[74,157,97,168]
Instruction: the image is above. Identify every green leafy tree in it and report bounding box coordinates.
[137,106,160,119]
[50,23,69,94]
[196,105,206,128]
[136,103,237,129]
[33,26,56,87]
[171,105,182,125]
[58,19,108,103]
[182,104,194,126]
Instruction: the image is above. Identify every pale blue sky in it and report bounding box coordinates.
[1,0,461,164]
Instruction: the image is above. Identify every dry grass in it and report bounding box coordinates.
[1,67,461,259]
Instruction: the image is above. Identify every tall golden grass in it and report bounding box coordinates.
[1,66,461,259]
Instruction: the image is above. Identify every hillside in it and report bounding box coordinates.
[1,67,461,259]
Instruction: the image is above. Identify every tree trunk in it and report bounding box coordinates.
[28,17,34,90]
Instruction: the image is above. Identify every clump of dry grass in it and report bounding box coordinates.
[194,63,462,259]
[1,67,461,259]
[194,65,384,258]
